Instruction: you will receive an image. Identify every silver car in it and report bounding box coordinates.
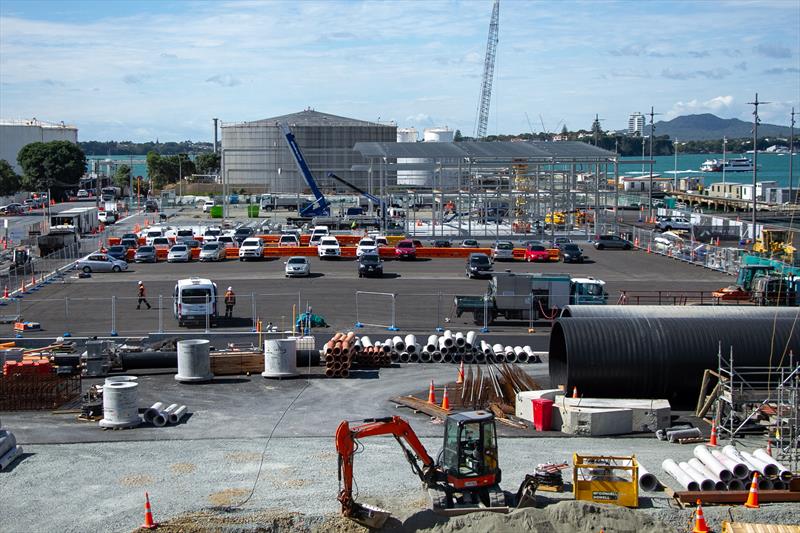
[199,242,226,262]
[284,256,311,277]
[167,244,192,263]
[77,253,128,273]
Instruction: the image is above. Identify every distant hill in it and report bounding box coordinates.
[641,113,792,141]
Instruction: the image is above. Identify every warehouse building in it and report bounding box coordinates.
[0,119,78,174]
[220,109,396,194]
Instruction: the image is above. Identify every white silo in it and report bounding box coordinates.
[397,128,418,143]
[397,128,433,187]
[423,127,454,143]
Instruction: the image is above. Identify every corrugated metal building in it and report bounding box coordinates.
[220,109,396,193]
[0,119,79,174]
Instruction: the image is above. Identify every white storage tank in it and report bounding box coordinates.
[175,339,213,383]
[262,338,298,378]
[98,381,141,429]
[423,127,454,143]
[396,128,418,143]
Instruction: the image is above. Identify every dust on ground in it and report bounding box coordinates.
[225,451,263,463]
[170,462,196,475]
[118,474,155,487]
[207,488,250,507]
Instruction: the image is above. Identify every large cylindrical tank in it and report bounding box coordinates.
[175,339,212,383]
[560,305,800,319]
[98,381,141,428]
[397,127,431,187]
[397,128,418,143]
[549,317,799,405]
[262,338,298,378]
[423,128,454,143]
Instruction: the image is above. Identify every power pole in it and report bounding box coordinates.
[474,0,499,139]
[748,93,769,240]
[647,106,661,220]
[790,107,796,204]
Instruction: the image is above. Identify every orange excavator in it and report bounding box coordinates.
[336,411,537,528]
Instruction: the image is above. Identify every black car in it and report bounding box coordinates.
[120,238,139,250]
[358,254,384,278]
[234,227,254,244]
[430,239,452,248]
[144,199,159,212]
[560,243,585,263]
[466,253,493,279]
[106,245,128,261]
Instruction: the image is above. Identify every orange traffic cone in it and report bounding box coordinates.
[646,243,651,254]
[692,499,709,533]
[20,279,25,293]
[572,386,579,399]
[709,423,718,446]
[427,379,436,404]
[441,387,450,410]
[456,361,464,384]
[744,472,760,509]
[141,492,158,529]
[3,285,8,298]
[31,273,36,287]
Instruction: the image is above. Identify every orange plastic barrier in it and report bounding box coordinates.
[262,246,317,257]
[548,249,560,261]
[108,237,121,246]
[191,248,200,259]
[156,249,168,260]
[225,247,239,259]
[416,247,492,259]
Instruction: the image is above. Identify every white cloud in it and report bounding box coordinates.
[666,96,735,118]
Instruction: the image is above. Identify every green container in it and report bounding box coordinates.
[247,204,259,218]
[664,197,677,209]
[210,205,223,218]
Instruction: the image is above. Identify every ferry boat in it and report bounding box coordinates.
[699,157,755,172]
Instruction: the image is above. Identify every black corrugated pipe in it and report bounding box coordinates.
[120,351,177,370]
[560,305,800,319]
[549,317,799,406]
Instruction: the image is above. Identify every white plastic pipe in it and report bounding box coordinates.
[711,449,750,479]
[454,331,466,347]
[481,340,492,355]
[419,351,432,363]
[662,459,700,491]
[432,351,444,363]
[504,346,514,357]
[392,336,405,351]
[426,335,438,353]
[361,336,373,348]
[399,351,410,363]
[170,405,187,424]
[680,461,716,491]
[442,330,454,347]
[693,445,734,483]
[492,343,504,355]
[723,445,758,476]
[465,331,477,348]
[463,352,474,364]
[152,410,168,427]
[353,340,363,352]
[637,462,661,492]
[404,335,417,353]
[727,479,745,490]
[688,458,726,490]
[143,402,165,424]
[380,341,391,354]
[740,450,779,478]
[753,449,793,481]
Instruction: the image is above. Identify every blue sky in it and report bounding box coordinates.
[1,0,798,142]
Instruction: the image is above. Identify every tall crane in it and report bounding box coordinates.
[473,0,499,139]
[279,122,330,217]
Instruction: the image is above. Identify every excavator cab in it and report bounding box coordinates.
[442,411,500,489]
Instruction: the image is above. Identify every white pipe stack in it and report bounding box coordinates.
[753,449,793,481]
[383,338,394,353]
[433,351,445,363]
[688,458,726,490]
[463,351,474,363]
[404,335,417,354]
[466,331,477,348]
[481,340,492,356]
[426,335,438,353]
[419,351,432,363]
[711,449,749,479]
[727,479,745,490]
[662,459,700,491]
[442,330,454,348]
[392,336,405,352]
[170,405,188,424]
[722,445,759,477]
[399,351,410,363]
[361,336,373,348]
[693,445,734,483]
[637,462,661,492]
[492,343,504,355]
[740,450,779,478]
[454,332,466,347]
[680,461,716,491]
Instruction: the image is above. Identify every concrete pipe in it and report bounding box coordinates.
[722,446,759,476]
[143,402,166,424]
[637,462,661,492]
[753,449,793,481]
[463,352,475,364]
[361,336,373,348]
[726,479,745,491]
[426,335,438,353]
[399,352,410,363]
[392,336,405,352]
[688,458,726,490]
[390,351,400,363]
[662,459,700,491]
[740,450,779,478]
[152,410,168,427]
[405,335,417,353]
[0,430,17,459]
[680,461,716,492]
[466,331,477,348]
[442,330,454,348]
[492,343,504,355]
[164,403,179,419]
[475,352,486,364]
[419,351,432,363]
[454,332,466,347]
[441,352,451,363]
[666,428,702,442]
[170,405,188,424]
[506,351,517,364]
[494,352,506,363]
[175,339,213,383]
[711,449,750,479]
[693,445,733,483]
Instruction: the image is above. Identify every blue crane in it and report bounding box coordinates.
[279,122,331,217]
[326,172,384,210]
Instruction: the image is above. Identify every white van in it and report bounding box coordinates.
[173,278,218,327]
[309,225,329,246]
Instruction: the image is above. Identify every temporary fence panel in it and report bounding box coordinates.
[355,291,398,331]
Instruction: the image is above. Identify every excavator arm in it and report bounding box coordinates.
[335,416,437,526]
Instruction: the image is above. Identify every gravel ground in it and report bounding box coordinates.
[1,435,797,532]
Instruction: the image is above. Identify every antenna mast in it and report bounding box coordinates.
[474,0,499,139]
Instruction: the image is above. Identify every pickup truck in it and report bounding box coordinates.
[656,217,691,232]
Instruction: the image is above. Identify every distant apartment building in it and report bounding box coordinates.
[628,113,645,136]
[0,119,78,174]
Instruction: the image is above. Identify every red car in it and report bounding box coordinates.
[524,244,550,262]
[395,239,417,260]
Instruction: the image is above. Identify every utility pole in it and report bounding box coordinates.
[213,118,219,154]
[647,106,661,220]
[790,107,796,204]
[748,93,769,240]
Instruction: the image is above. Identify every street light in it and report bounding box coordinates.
[673,138,679,191]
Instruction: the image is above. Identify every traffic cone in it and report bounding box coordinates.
[31,273,36,287]
[646,243,651,254]
[744,473,760,509]
[20,279,25,293]
[441,387,450,410]
[709,423,718,446]
[572,386,579,399]
[141,492,158,529]
[427,379,436,404]
[692,499,709,533]
[3,285,8,299]
[766,436,772,457]
[456,361,464,384]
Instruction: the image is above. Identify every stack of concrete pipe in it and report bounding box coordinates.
[0,421,23,471]
[386,330,541,364]
[143,402,189,427]
[660,444,792,492]
[322,332,356,378]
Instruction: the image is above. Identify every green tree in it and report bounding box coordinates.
[454,129,463,142]
[113,164,131,189]
[146,151,167,189]
[17,141,86,199]
[194,152,220,175]
[0,159,21,196]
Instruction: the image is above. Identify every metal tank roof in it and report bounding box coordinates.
[353,140,615,161]
[223,109,391,128]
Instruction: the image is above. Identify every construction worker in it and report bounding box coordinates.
[136,281,151,310]
[224,286,236,318]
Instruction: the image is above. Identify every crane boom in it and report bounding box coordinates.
[474,0,499,139]
[326,172,384,208]
[278,122,330,217]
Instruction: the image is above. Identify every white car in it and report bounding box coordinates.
[278,234,300,246]
[239,238,264,261]
[98,211,116,224]
[356,238,378,258]
[491,241,515,262]
[656,217,692,232]
[285,256,311,277]
[167,244,192,263]
[77,253,128,273]
[317,236,341,259]
[202,200,215,213]
[203,228,221,242]
[76,189,89,199]
[144,229,164,246]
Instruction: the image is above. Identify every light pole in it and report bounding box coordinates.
[722,137,727,195]
[747,93,769,240]
[790,107,796,204]
[673,138,678,191]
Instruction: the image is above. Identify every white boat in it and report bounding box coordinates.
[700,157,755,172]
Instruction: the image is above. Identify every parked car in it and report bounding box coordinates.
[560,243,585,263]
[656,217,692,232]
[317,236,341,259]
[203,228,221,242]
[373,235,388,247]
[184,239,201,250]
[358,254,384,278]
[466,253,493,279]
[217,235,235,249]
[98,210,117,224]
[238,238,264,261]
[431,239,452,248]
[76,189,89,199]
[199,242,226,262]
[461,239,479,248]
[151,237,171,251]
[144,199,159,212]
[524,243,550,262]
[144,229,164,246]
[202,200,215,213]
[591,235,632,250]
[491,241,515,262]
[279,234,300,246]
[106,245,128,261]
[134,245,157,263]
[550,237,572,249]
[285,256,311,277]
[233,227,254,245]
[175,229,195,244]
[167,244,192,263]
[120,238,139,250]
[395,239,417,260]
[356,238,378,258]
[0,204,24,216]
[77,253,128,273]
[121,232,138,241]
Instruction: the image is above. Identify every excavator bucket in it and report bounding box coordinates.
[348,502,391,529]
[514,474,539,508]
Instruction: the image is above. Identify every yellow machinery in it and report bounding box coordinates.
[572,454,639,508]
[753,229,796,262]
[545,211,565,226]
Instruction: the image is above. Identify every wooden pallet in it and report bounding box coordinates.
[210,352,263,375]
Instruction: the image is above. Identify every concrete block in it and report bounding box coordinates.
[515,389,564,422]
[557,404,633,436]
[560,398,671,432]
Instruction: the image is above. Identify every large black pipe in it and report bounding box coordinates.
[120,351,177,370]
[560,305,800,319]
[549,317,799,405]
